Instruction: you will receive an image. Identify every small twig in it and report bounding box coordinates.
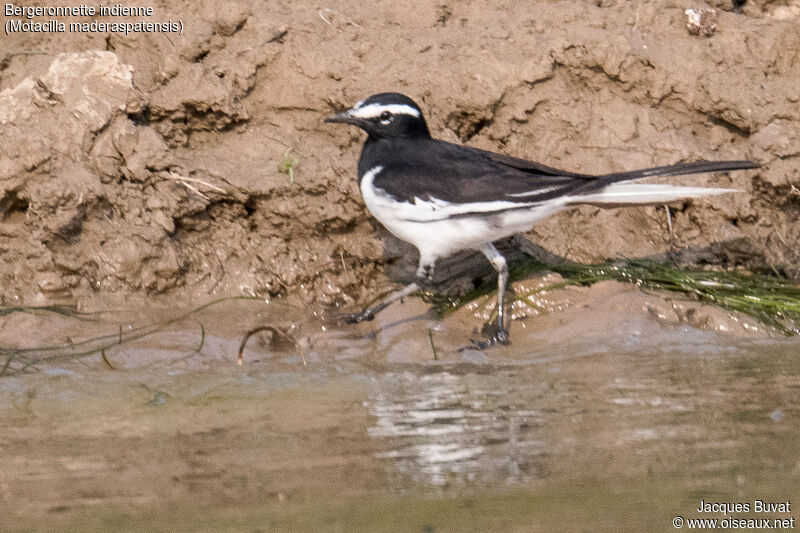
[774,228,788,248]
[194,322,206,353]
[318,9,333,25]
[428,330,439,361]
[161,32,175,48]
[0,50,48,70]
[2,50,48,59]
[237,325,305,366]
[100,349,115,370]
[268,26,289,43]
[164,171,227,200]
[169,172,227,194]
[207,252,226,294]
[175,181,208,200]
[0,296,289,376]
[261,135,307,158]
[318,8,360,29]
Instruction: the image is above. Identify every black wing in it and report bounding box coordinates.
[361,138,759,205]
[468,145,759,185]
[464,145,595,179]
[364,139,588,205]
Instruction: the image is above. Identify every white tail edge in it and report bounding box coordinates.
[568,184,741,206]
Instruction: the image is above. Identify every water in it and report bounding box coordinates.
[0,293,798,531]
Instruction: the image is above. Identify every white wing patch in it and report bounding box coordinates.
[360,166,539,223]
[409,196,534,220]
[349,103,421,119]
[505,186,562,198]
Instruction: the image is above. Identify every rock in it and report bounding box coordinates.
[685,8,719,37]
[0,51,134,185]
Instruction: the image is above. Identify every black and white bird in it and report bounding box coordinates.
[325,92,758,346]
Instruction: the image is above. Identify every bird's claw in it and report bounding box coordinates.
[464,328,510,350]
[493,328,511,345]
[335,309,375,324]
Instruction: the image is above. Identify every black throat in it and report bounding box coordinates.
[357,137,392,183]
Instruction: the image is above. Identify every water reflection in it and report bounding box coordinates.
[367,371,548,486]
[2,298,800,530]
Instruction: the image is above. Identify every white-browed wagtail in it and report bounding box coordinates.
[325,93,759,347]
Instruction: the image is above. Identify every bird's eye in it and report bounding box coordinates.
[379,111,393,123]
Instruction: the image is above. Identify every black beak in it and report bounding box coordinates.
[324,110,362,126]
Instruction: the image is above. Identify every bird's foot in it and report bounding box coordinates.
[464,328,510,350]
[334,309,375,324]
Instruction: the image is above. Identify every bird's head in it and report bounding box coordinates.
[325,93,430,140]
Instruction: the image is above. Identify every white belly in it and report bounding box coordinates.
[359,166,565,261]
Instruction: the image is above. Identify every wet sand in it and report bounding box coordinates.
[1,292,798,531]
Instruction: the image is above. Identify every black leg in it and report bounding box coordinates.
[336,282,420,323]
[478,243,510,346]
[337,256,435,324]
[421,263,435,283]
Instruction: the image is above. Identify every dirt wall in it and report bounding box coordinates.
[1,0,798,310]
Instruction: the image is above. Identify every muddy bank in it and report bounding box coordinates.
[1,1,799,311]
[0,270,787,378]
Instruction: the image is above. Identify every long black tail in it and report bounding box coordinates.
[565,160,759,205]
[570,159,759,195]
[598,160,759,184]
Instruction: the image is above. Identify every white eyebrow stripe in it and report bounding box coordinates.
[349,103,421,119]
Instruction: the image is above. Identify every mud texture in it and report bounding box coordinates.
[1,1,799,310]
